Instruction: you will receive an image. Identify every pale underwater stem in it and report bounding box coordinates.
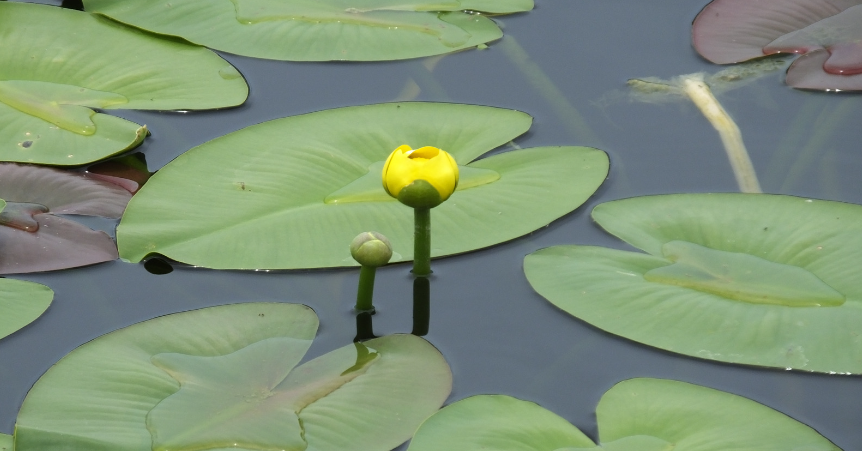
[681,75,762,193]
[499,36,600,144]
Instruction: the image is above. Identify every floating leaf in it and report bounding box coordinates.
[408,378,838,451]
[117,102,609,270]
[0,163,131,273]
[0,278,53,340]
[0,433,10,451]
[0,163,130,217]
[15,303,452,451]
[692,0,862,91]
[0,2,248,165]
[525,194,862,373]
[82,0,532,61]
[460,0,534,14]
[785,48,862,91]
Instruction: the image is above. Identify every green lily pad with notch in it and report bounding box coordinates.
[82,0,532,61]
[0,2,248,166]
[14,302,452,451]
[117,102,609,270]
[525,193,862,374]
[0,278,53,340]
[407,378,839,451]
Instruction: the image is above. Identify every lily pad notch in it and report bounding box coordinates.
[525,193,862,374]
[15,302,453,451]
[407,378,839,451]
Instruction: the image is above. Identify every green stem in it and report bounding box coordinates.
[413,207,431,276]
[354,265,377,312]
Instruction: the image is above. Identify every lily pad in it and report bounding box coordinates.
[524,194,862,374]
[117,102,609,270]
[82,0,533,61]
[407,378,839,451]
[0,433,10,451]
[525,194,862,373]
[0,163,132,273]
[692,0,862,91]
[0,2,248,165]
[15,302,452,451]
[0,278,53,340]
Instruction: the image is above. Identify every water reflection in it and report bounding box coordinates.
[354,311,376,342]
[411,276,430,336]
[354,275,430,341]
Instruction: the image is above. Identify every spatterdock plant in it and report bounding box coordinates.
[382,145,459,276]
[350,231,393,312]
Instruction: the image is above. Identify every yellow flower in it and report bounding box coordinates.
[382,145,459,208]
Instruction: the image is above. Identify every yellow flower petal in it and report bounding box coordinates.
[381,145,460,204]
[409,146,440,160]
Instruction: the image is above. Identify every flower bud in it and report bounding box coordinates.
[382,145,459,209]
[350,231,393,267]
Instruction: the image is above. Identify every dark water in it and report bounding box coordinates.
[3,0,862,449]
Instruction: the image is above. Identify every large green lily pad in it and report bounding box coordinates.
[0,2,248,166]
[407,378,838,450]
[0,433,10,451]
[82,0,533,61]
[525,194,862,374]
[117,102,609,270]
[15,303,452,451]
[0,278,53,340]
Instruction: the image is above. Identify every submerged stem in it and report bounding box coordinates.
[681,75,762,193]
[413,207,431,276]
[499,37,600,144]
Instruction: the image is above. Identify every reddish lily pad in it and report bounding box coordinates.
[692,0,862,91]
[0,163,132,273]
[786,48,862,91]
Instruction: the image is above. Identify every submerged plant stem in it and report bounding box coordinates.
[681,76,762,193]
[355,265,377,312]
[499,37,600,144]
[414,207,431,276]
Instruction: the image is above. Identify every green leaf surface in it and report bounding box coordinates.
[408,394,595,451]
[0,433,10,451]
[82,0,530,61]
[408,378,838,451]
[0,2,248,165]
[117,102,609,270]
[525,194,862,373]
[0,278,53,340]
[460,0,534,13]
[15,303,452,451]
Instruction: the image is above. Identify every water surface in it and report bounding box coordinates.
[2,0,861,449]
